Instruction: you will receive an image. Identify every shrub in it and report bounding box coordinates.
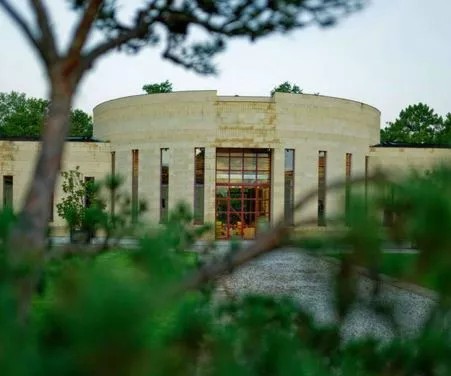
[3,166,451,375]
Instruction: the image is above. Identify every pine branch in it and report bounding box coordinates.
[28,0,58,64]
[80,0,367,74]
[67,0,104,60]
[0,0,44,60]
[174,171,386,295]
[81,25,149,70]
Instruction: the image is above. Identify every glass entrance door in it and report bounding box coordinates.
[215,148,271,239]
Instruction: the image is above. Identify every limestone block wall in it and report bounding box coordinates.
[367,146,451,177]
[94,91,381,234]
[273,93,380,226]
[0,140,111,234]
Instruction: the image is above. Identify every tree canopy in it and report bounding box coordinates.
[381,103,451,144]
[0,92,93,138]
[271,81,303,96]
[142,80,173,94]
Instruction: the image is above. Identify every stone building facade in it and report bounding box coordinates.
[1,91,450,238]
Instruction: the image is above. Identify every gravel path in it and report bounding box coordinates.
[215,249,436,341]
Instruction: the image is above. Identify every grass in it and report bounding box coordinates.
[328,252,437,291]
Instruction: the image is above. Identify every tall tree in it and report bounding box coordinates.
[0,92,48,137]
[0,91,92,137]
[0,0,368,317]
[142,80,173,94]
[436,112,451,144]
[69,108,93,137]
[271,81,303,96]
[381,103,444,144]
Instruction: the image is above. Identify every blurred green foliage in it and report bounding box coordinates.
[56,169,148,245]
[0,91,93,137]
[381,103,451,144]
[142,81,173,94]
[3,166,451,374]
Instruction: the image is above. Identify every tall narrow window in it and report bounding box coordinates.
[284,149,295,225]
[318,151,327,226]
[194,147,205,224]
[84,177,95,208]
[345,153,352,224]
[132,149,139,222]
[111,151,116,215]
[3,176,13,209]
[365,155,369,204]
[160,148,169,223]
[49,193,54,222]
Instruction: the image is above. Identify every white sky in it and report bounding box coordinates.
[0,0,450,126]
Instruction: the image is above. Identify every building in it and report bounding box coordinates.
[1,91,450,239]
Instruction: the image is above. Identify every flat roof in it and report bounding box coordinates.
[372,142,451,149]
[0,136,106,142]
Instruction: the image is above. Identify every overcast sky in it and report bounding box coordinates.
[0,0,450,126]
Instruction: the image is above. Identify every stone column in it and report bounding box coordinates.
[294,144,318,226]
[204,146,216,229]
[139,146,160,224]
[169,144,194,216]
[271,147,284,225]
[116,149,132,197]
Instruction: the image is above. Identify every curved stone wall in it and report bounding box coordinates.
[94,91,380,233]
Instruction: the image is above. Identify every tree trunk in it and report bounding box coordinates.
[8,66,76,322]
[11,74,74,251]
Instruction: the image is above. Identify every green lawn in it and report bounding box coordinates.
[328,252,437,291]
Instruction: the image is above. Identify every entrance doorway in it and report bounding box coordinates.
[215,148,271,239]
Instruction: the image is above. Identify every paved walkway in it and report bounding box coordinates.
[216,249,435,341]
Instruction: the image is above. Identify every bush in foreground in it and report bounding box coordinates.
[2,167,451,375]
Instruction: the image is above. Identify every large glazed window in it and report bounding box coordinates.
[284,149,295,226]
[318,151,327,226]
[215,148,271,240]
[194,147,205,224]
[160,148,169,223]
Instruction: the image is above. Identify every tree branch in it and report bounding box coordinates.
[173,171,386,295]
[67,0,104,60]
[28,0,58,64]
[0,0,44,60]
[81,26,148,70]
[80,0,366,74]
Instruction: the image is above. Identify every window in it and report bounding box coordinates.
[160,148,169,223]
[49,193,54,222]
[345,153,352,224]
[318,151,327,226]
[284,149,295,225]
[365,155,369,204]
[215,148,271,239]
[84,177,95,208]
[132,149,139,222]
[194,147,205,224]
[111,151,116,215]
[3,176,13,209]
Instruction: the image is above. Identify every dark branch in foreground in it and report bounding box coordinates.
[28,0,58,65]
[0,0,44,60]
[67,0,104,61]
[174,171,386,295]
